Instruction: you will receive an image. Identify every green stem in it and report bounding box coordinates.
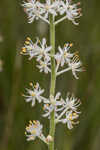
[49,13,56,150]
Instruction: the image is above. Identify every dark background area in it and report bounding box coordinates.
[0,0,100,150]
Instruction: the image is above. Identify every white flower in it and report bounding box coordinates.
[36,38,51,62]
[68,55,83,79]
[43,104,54,118]
[20,37,40,60]
[23,82,44,106]
[54,93,81,129]
[60,111,79,129]
[38,0,58,19]
[25,120,46,141]
[37,59,51,74]
[43,92,64,118]
[21,37,51,61]
[58,0,82,25]
[63,94,81,113]
[56,51,84,77]
[25,120,42,141]
[22,0,44,23]
[55,43,74,67]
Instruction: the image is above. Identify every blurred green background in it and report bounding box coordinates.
[0,0,100,150]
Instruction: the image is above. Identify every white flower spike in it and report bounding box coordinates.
[20,0,84,146]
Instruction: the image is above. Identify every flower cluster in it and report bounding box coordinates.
[55,43,84,79]
[21,37,51,73]
[21,0,84,145]
[43,93,81,129]
[22,0,82,25]
[23,82,81,130]
[21,38,84,79]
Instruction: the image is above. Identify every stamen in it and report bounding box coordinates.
[22,47,26,53]
[25,41,30,44]
[29,120,33,124]
[69,43,73,47]
[29,82,33,86]
[27,37,31,41]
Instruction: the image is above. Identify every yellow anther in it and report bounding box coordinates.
[73,113,77,116]
[31,129,36,134]
[21,47,25,50]
[69,43,73,47]
[75,54,79,57]
[26,126,29,130]
[33,120,37,124]
[34,84,37,88]
[29,82,33,86]
[22,47,26,53]
[34,125,37,128]
[25,41,30,45]
[46,104,49,107]
[38,40,41,43]
[29,120,33,124]
[64,44,67,47]
[31,92,35,97]
[27,37,31,41]
[69,114,73,120]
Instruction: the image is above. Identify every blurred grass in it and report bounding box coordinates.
[0,0,100,150]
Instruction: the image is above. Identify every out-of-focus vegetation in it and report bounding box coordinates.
[0,0,100,150]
